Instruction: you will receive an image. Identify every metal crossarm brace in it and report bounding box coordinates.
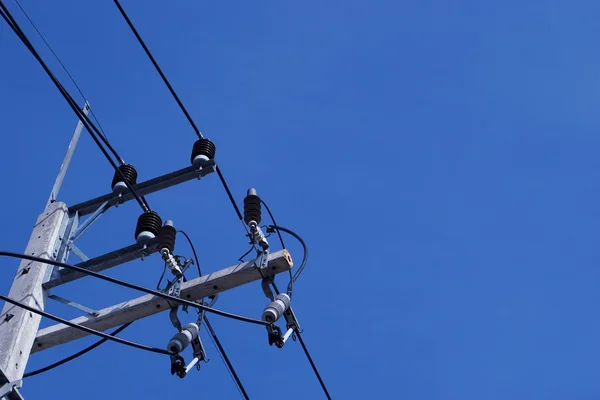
[44,238,159,289]
[69,162,216,216]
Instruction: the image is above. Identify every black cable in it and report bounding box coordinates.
[296,330,332,400]
[203,316,250,400]
[13,0,113,148]
[178,230,202,277]
[112,0,244,222]
[0,293,169,355]
[0,3,150,212]
[177,230,250,398]
[269,281,331,400]
[260,200,293,296]
[113,0,202,139]
[23,322,132,378]
[0,252,268,326]
[261,200,286,249]
[216,165,244,221]
[268,225,308,294]
[237,245,256,263]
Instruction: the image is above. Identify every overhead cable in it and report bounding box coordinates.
[0,251,269,326]
[13,0,112,146]
[112,0,244,221]
[0,2,149,211]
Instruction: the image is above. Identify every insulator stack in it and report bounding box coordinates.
[135,211,162,243]
[163,252,181,274]
[168,323,200,353]
[244,188,261,226]
[190,138,216,166]
[159,220,177,254]
[262,293,291,323]
[111,164,138,193]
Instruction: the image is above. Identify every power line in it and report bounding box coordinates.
[260,200,293,296]
[112,0,244,222]
[13,0,110,144]
[268,224,308,290]
[296,330,332,400]
[178,230,202,277]
[23,323,132,378]
[0,2,149,212]
[112,0,203,140]
[203,315,250,400]
[178,230,251,399]
[270,281,331,399]
[0,293,169,355]
[0,251,269,326]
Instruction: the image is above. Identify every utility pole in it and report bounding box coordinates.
[0,103,90,399]
[0,111,293,400]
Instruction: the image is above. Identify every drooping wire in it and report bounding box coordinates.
[0,252,269,325]
[0,3,149,212]
[260,199,293,296]
[13,0,111,145]
[267,225,307,296]
[176,231,251,399]
[0,293,169,355]
[261,200,286,249]
[23,322,132,378]
[178,230,202,277]
[112,0,244,222]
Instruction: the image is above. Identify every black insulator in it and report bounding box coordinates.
[135,211,162,241]
[111,164,138,190]
[244,189,261,225]
[158,222,177,253]
[190,138,216,165]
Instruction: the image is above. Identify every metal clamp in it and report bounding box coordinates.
[0,379,23,400]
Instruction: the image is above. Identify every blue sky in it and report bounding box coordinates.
[1,0,600,399]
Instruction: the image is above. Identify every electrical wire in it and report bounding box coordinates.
[0,252,268,326]
[177,230,250,399]
[13,0,111,145]
[178,230,202,277]
[261,200,286,249]
[112,0,244,222]
[23,322,132,378]
[269,281,331,400]
[0,2,150,212]
[113,0,203,140]
[260,199,293,296]
[295,329,332,400]
[0,293,169,355]
[203,316,250,400]
[268,225,308,294]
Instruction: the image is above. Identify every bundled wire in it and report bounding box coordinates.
[13,0,111,145]
[0,1,149,212]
